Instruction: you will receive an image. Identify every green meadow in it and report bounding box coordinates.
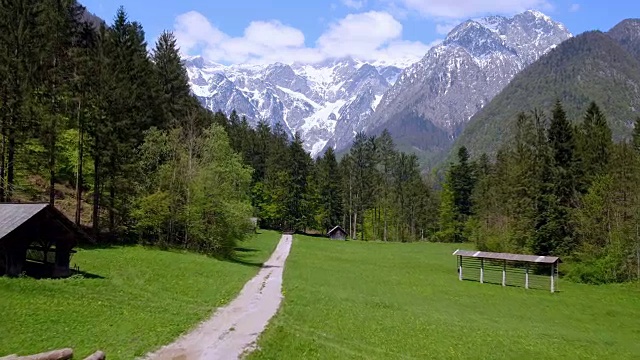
[250,235,640,359]
[0,231,281,359]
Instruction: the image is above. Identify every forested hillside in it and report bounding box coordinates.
[3,0,639,284]
[0,0,439,258]
[455,27,640,159]
[0,1,254,256]
[439,101,640,283]
[219,115,439,242]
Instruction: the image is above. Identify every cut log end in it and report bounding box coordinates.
[83,351,106,360]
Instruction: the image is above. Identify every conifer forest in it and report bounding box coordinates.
[1,1,639,285]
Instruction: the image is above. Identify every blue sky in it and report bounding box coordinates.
[81,0,639,65]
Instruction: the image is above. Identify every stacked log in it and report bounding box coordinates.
[0,349,105,360]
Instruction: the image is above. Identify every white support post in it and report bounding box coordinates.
[480,258,484,284]
[458,256,463,281]
[551,262,555,293]
[502,260,506,287]
[525,264,530,289]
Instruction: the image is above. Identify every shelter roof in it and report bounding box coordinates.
[452,249,560,264]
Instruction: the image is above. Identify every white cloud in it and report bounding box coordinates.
[386,0,553,18]
[174,11,226,54]
[317,12,403,58]
[342,0,366,9]
[569,3,580,12]
[174,10,433,66]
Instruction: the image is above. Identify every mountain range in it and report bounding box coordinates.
[455,19,640,159]
[184,10,572,159]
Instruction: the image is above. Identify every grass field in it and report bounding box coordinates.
[250,235,640,359]
[0,230,281,359]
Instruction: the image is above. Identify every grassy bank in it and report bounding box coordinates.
[0,230,281,359]
[250,235,640,359]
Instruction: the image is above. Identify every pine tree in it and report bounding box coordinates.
[0,0,43,201]
[542,100,579,254]
[580,102,612,184]
[288,132,312,232]
[36,0,83,205]
[317,147,343,232]
[104,7,158,232]
[375,129,396,241]
[548,100,579,207]
[350,132,377,240]
[450,146,476,218]
[152,30,193,129]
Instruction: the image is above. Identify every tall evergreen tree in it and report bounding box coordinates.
[350,132,377,240]
[450,146,476,218]
[544,100,579,254]
[0,0,43,201]
[317,147,343,232]
[579,102,612,184]
[288,132,312,232]
[375,129,396,241]
[151,30,193,129]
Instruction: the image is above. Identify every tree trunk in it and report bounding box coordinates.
[354,210,358,240]
[109,181,115,234]
[48,125,56,206]
[6,130,15,201]
[0,127,5,202]
[108,154,116,234]
[373,207,376,240]
[92,159,100,239]
[383,206,387,242]
[75,110,84,225]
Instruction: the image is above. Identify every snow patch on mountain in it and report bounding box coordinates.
[186,55,399,157]
[185,10,572,158]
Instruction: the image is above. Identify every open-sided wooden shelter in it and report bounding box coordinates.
[0,203,90,278]
[453,249,561,292]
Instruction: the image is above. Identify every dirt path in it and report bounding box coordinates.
[144,234,293,360]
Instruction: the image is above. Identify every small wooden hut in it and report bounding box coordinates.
[327,225,347,240]
[0,203,90,278]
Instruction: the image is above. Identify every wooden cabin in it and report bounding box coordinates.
[0,203,90,278]
[327,225,347,240]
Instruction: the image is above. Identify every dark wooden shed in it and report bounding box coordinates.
[0,203,90,278]
[327,225,347,240]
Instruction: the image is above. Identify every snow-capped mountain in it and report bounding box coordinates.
[185,56,402,156]
[361,10,572,156]
[185,10,571,158]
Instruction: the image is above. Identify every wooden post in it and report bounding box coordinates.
[502,260,506,287]
[550,262,555,293]
[480,258,484,283]
[525,263,530,289]
[458,256,462,281]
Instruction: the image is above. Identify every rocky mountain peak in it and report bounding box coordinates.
[356,10,571,163]
[185,11,571,159]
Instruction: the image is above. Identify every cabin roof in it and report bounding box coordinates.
[327,225,347,236]
[0,203,92,245]
[0,203,49,240]
[452,249,561,264]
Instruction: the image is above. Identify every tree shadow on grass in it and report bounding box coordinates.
[70,268,106,279]
[235,247,259,253]
[227,250,264,268]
